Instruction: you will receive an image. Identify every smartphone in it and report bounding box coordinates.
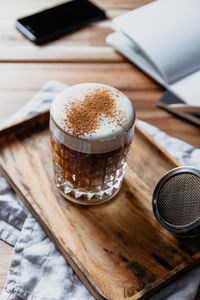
[15,0,106,44]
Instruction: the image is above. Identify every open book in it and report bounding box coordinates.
[106,0,200,106]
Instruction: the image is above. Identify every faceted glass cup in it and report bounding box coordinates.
[50,114,135,205]
[50,83,135,205]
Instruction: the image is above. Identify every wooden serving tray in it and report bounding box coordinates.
[0,111,199,300]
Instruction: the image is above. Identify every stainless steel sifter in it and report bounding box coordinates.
[152,166,200,237]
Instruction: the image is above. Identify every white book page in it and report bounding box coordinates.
[113,0,200,85]
[106,32,166,86]
[106,32,200,106]
[170,71,200,106]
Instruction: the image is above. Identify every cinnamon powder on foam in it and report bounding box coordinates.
[63,87,126,137]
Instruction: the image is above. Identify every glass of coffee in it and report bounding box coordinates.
[50,83,135,205]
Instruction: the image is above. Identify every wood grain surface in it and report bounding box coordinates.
[0,241,13,294]
[0,0,153,62]
[0,112,199,299]
[0,63,199,148]
[0,0,199,296]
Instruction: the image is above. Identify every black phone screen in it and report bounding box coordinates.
[16,0,106,44]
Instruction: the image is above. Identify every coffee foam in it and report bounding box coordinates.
[50,83,135,153]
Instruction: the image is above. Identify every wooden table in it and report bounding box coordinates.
[0,0,199,295]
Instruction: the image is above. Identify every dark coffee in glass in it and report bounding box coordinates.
[50,83,135,205]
